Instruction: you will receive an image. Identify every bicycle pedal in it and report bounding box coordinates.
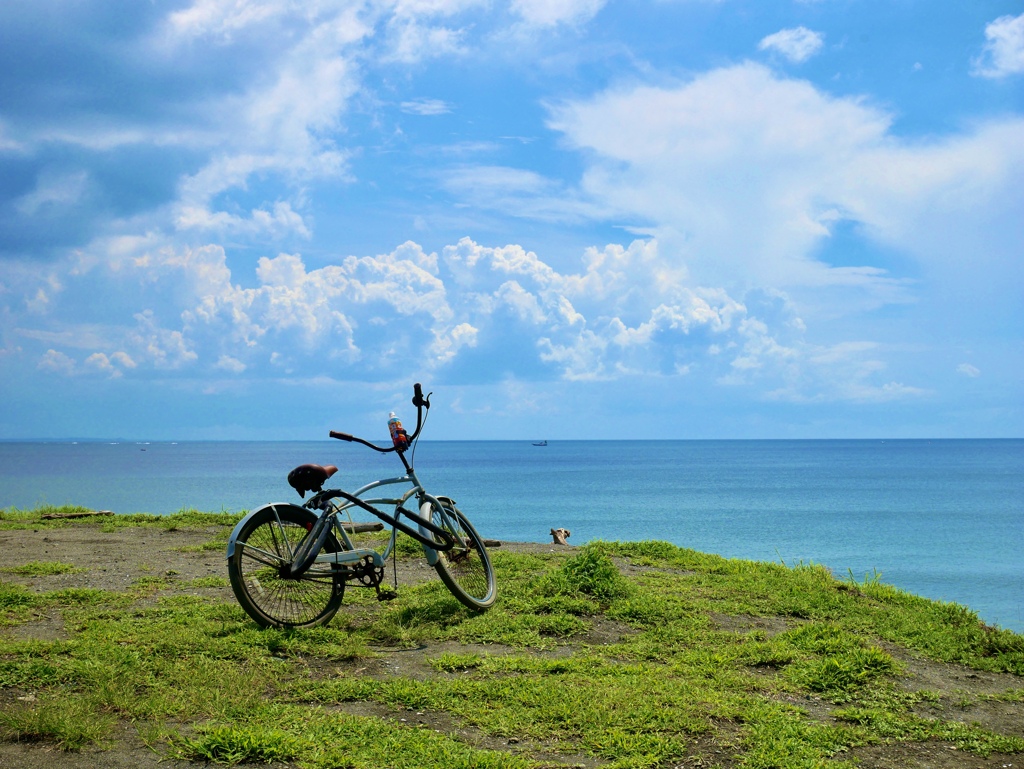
[377,589,398,602]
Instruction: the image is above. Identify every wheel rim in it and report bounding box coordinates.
[436,509,493,603]
[236,518,339,626]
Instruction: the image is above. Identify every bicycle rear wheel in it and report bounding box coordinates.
[425,499,496,610]
[228,504,346,628]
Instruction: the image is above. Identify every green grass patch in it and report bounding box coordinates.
[176,721,302,764]
[185,576,231,588]
[0,512,1021,768]
[0,696,116,751]
[1,561,85,576]
[537,542,633,601]
[0,505,245,531]
[178,536,232,553]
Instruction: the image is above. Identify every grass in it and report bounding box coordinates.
[1,561,85,577]
[0,505,245,531]
[0,513,1021,768]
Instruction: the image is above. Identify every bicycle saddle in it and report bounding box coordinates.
[287,463,338,498]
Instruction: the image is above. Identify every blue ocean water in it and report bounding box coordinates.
[1,439,1021,632]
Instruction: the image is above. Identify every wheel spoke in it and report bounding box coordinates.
[228,506,346,628]
[236,542,287,567]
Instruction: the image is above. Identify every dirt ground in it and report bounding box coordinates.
[0,523,1021,769]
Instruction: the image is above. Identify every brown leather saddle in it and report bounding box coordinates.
[287,463,338,498]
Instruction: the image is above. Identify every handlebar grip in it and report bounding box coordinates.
[413,382,425,407]
[329,431,355,442]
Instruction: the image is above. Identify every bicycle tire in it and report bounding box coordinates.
[425,500,496,610]
[228,504,346,628]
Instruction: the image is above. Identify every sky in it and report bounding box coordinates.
[0,0,1022,441]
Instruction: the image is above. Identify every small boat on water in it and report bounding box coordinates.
[532,440,548,446]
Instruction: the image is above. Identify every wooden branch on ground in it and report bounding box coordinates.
[41,510,115,520]
[340,522,385,533]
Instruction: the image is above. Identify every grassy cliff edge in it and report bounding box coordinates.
[0,506,1021,769]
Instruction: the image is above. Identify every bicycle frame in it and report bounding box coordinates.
[226,459,454,577]
[303,467,457,570]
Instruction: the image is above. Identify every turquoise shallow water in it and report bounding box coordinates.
[1,439,1021,632]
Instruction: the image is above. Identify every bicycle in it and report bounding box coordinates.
[225,383,497,628]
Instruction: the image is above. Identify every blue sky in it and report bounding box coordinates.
[1,0,1021,440]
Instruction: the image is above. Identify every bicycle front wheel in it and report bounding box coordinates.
[228,504,346,629]
[425,499,496,610]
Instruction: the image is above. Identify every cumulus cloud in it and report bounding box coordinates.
[445,237,761,381]
[84,352,123,378]
[217,355,247,373]
[546,62,1024,310]
[758,26,825,63]
[6,227,934,403]
[35,346,133,379]
[38,349,77,376]
[972,13,1024,78]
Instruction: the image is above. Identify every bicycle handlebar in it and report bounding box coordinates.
[328,383,431,453]
[413,382,427,408]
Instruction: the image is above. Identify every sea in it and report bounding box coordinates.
[1,439,1021,633]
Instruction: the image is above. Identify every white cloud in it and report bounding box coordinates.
[385,21,468,62]
[758,27,825,63]
[177,201,311,239]
[957,363,981,378]
[857,381,931,402]
[392,0,487,16]
[400,98,452,115]
[156,3,369,240]
[442,165,604,222]
[8,227,932,403]
[38,349,77,376]
[130,310,199,369]
[33,347,140,382]
[15,170,89,216]
[0,120,25,152]
[972,13,1024,78]
[546,63,1024,309]
[444,237,764,382]
[759,341,931,404]
[111,351,137,369]
[217,355,247,373]
[166,0,289,40]
[431,321,478,363]
[511,0,606,27]
[84,352,123,378]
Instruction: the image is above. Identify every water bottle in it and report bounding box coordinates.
[387,412,408,450]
